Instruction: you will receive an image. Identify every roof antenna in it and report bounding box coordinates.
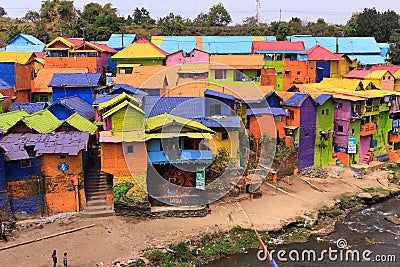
[256,0,261,24]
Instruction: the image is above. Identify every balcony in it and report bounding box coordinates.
[148,150,213,164]
[389,132,400,143]
[360,122,376,136]
[365,105,380,115]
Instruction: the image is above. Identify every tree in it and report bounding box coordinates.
[206,3,232,26]
[157,13,185,35]
[40,0,77,22]
[193,12,208,26]
[355,8,381,40]
[22,10,40,22]
[81,2,103,24]
[242,16,258,27]
[0,7,6,17]
[388,31,400,65]
[379,10,400,42]
[132,7,155,25]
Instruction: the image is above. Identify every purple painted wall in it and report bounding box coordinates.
[166,49,210,66]
[360,136,371,160]
[298,97,317,169]
[334,99,351,148]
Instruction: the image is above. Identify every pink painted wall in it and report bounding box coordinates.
[166,49,210,66]
[103,117,112,130]
[95,109,102,122]
[96,53,110,73]
[360,136,371,160]
[334,99,351,148]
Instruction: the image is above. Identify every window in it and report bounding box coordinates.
[20,160,31,168]
[214,69,227,80]
[321,110,325,115]
[39,96,48,102]
[383,76,385,80]
[60,155,67,160]
[274,115,282,122]
[297,71,301,75]
[222,131,229,140]
[235,70,243,81]
[288,109,295,120]
[305,133,309,137]
[337,103,343,109]
[388,76,391,80]
[351,129,355,135]
[210,104,222,115]
[126,145,134,154]
[326,109,329,115]
[338,125,344,132]
[285,70,291,75]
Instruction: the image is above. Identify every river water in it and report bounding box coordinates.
[207,196,399,267]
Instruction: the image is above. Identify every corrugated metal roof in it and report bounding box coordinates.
[204,89,238,101]
[92,94,116,106]
[314,94,333,105]
[8,102,47,114]
[371,65,400,74]
[282,93,311,107]
[5,34,45,52]
[33,68,89,93]
[111,38,167,60]
[0,78,12,90]
[201,36,255,54]
[252,41,305,53]
[394,70,400,79]
[103,34,137,50]
[200,116,241,128]
[0,52,34,64]
[348,55,386,65]
[151,36,198,53]
[98,92,142,111]
[0,132,90,160]
[143,96,204,118]
[307,45,342,61]
[23,110,62,133]
[48,73,101,87]
[145,113,213,132]
[0,110,29,132]
[270,107,288,116]
[246,108,273,115]
[49,96,95,120]
[64,113,97,134]
[288,36,381,54]
[111,83,148,96]
[102,100,145,119]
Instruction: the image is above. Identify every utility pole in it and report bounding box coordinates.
[279,9,282,22]
[256,0,261,24]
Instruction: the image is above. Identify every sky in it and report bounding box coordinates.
[2,0,400,25]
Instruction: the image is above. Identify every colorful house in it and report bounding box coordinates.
[32,68,89,103]
[209,55,265,86]
[45,37,117,73]
[48,72,102,104]
[307,45,352,82]
[166,49,210,66]
[47,96,95,120]
[96,34,137,52]
[282,93,317,169]
[313,94,335,166]
[5,34,45,52]
[8,102,47,114]
[111,38,167,73]
[264,91,288,140]
[344,70,395,90]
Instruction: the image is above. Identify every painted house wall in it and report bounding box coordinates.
[33,93,52,103]
[379,74,395,90]
[282,61,316,91]
[166,50,209,66]
[5,158,41,181]
[208,69,261,87]
[314,99,335,166]
[348,120,361,164]
[205,129,240,161]
[249,114,276,139]
[0,150,5,192]
[206,98,233,116]
[52,87,94,105]
[44,57,97,72]
[0,62,16,87]
[298,97,317,169]
[115,59,164,67]
[373,111,391,156]
[260,68,276,87]
[265,61,284,90]
[15,64,33,92]
[333,99,352,148]
[315,61,330,82]
[41,152,86,213]
[7,179,46,216]
[360,136,371,160]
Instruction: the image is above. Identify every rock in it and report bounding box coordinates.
[299,167,328,178]
[385,215,400,225]
[357,192,373,199]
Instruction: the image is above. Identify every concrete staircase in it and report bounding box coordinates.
[81,148,114,218]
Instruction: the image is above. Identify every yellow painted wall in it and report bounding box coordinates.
[206,130,240,162]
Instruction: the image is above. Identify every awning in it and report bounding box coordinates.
[284,125,299,130]
[117,63,141,68]
[146,132,213,140]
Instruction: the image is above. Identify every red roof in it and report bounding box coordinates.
[371,65,400,74]
[344,70,372,79]
[252,41,305,53]
[307,45,342,61]
[90,42,117,53]
[34,52,46,58]
[64,38,85,46]
[136,38,167,56]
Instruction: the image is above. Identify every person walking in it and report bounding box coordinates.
[52,250,57,267]
[63,252,68,267]
[0,220,7,242]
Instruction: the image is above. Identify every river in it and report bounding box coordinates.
[207,196,399,266]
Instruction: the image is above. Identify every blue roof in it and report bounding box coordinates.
[378,43,389,58]
[8,102,47,114]
[143,96,204,118]
[49,96,95,120]
[111,84,148,96]
[92,94,116,106]
[201,36,275,54]
[100,34,137,51]
[270,107,288,116]
[282,93,311,107]
[314,94,333,105]
[157,36,197,54]
[48,73,102,87]
[246,108,272,115]
[5,34,45,52]
[348,55,386,65]
[204,89,238,101]
[288,36,381,54]
[200,116,241,128]
[0,79,11,90]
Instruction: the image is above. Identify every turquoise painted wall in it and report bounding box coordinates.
[265,60,283,91]
[314,99,335,166]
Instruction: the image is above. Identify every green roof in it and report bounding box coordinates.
[65,113,97,135]
[23,110,62,133]
[103,100,145,119]
[145,113,214,133]
[98,92,142,111]
[0,110,29,132]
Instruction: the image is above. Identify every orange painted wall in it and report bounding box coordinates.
[44,57,96,72]
[101,142,147,176]
[249,114,276,139]
[388,149,400,163]
[282,61,316,91]
[275,116,287,140]
[0,88,15,112]
[285,107,301,127]
[15,64,33,91]
[261,68,276,87]
[41,152,86,212]
[336,151,349,167]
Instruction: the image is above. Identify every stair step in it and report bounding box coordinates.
[86,199,108,206]
[84,204,112,212]
[79,210,115,218]
[87,195,107,201]
[86,191,108,197]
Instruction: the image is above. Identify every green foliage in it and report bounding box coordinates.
[157,13,185,35]
[206,3,232,26]
[389,31,400,65]
[132,7,155,26]
[113,183,133,204]
[206,147,232,181]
